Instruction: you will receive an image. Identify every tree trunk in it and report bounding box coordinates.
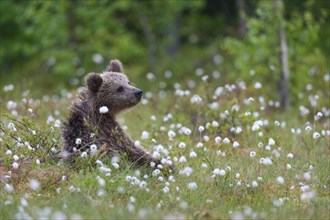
[166,18,180,58]
[274,0,290,110]
[236,0,246,38]
[137,12,157,72]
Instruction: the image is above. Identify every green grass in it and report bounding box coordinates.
[0,75,329,220]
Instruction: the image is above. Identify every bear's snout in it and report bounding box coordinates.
[134,89,143,100]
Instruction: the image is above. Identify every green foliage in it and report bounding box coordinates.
[223,0,329,103]
[0,0,206,94]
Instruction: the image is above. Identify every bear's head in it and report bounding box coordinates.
[86,59,143,115]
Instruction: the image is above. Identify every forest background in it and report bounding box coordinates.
[1,0,329,109]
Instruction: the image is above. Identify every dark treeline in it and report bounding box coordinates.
[0,0,329,107]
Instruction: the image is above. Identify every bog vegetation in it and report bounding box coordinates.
[0,0,329,219]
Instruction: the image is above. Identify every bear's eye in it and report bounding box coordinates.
[128,81,131,85]
[117,86,124,92]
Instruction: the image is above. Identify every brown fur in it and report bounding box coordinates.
[62,59,159,167]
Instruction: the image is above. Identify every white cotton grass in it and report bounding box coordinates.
[252,180,259,188]
[276,176,285,185]
[75,138,82,145]
[4,183,14,193]
[90,144,97,156]
[268,138,275,146]
[179,167,193,176]
[112,163,120,169]
[3,84,14,92]
[249,151,256,158]
[12,162,19,169]
[213,169,226,176]
[201,163,208,169]
[141,131,150,139]
[178,142,186,149]
[29,179,41,191]
[223,137,230,144]
[254,82,262,89]
[305,125,312,132]
[313,132,320,139]
[300,191,316,201]
[97,176,106,187]
[287,153,294,158]
[303,172,311,181]
[260,157,272,165]
[13,155,19,161]
[179,156,187,163]
[286,164,292,169]
[168,130,176,139]
[189,151,197,158]
[99,106,109,114]
[215,136,221,145]
[187,182,198,190]
[232,141,240,148]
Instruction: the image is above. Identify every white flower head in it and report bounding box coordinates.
[12,162,19,169]
[213,168,221,175]
[90,144,97,156]
[168,130,176,138]
[305,126,312,132]
[178,142,186,149]
[303,172,311,181]
[276,176,285,184]
[287,153,294,158]
[219,169,226,176]
[188,182,198,190]
[141,131,150,139]
[252,180,259,188]
[268,138,276,146]
[4,183,14,192]
[99,106,109,114]
[190,95,202,104]
[249,151,256,158]
[29,179,41,191]
[13,155,19,161]
[75,138,82,145]
[212,121,219,127]
[254,82,262,89]
[313,132,320,139]
[179,156,187,163]
[300,191,316,201]
[215,136,222,145]
[81,152,88,158]
[223,137,230,144]
[232,141,240,148]
[112,163,120,169]
[184,128,191,135]
[252,124,260,131]
[189,151,197,158]
[92,53,104,64]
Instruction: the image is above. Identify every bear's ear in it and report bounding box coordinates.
[105,59,123,73]
[86,73,103,93]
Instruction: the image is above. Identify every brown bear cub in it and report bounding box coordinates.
[62,59,160,167]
